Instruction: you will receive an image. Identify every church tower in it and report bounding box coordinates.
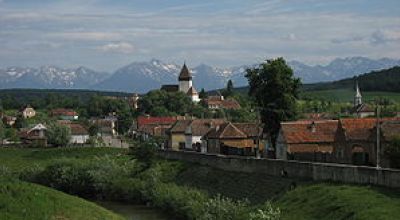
[354,80,362,107]
[178,63,192,93]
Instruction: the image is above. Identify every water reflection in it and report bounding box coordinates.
[97,201,170,220]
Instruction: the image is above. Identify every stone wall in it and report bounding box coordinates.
[158,150,400,188]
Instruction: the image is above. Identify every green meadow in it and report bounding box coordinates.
[1,147,400,220]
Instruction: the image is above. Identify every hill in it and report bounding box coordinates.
[277,184,400,220]
[303,66,400,93]
[0,178,123,220]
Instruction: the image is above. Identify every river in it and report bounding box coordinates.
[97,201,171,220]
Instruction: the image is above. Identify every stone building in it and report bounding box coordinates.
[276,118,400,167]
[161,63,200,102]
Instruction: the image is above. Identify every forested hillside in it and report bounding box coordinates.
[303,66,400,92]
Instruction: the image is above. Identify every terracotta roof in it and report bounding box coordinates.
[178,63,192,80]
[51,108,78,117]
[205,98,241,110]
[137,116,178,128]
[161,85,179,92]
[339,118,376,141]
[138,124,171,136]
[208,95,224,101]
[280,120,339,144]
[169,120,192,133]
[69,124,88,135]
[204,122,261,139]
[185,119,226,136]
[379,120,400,141]
[234,123,262,137]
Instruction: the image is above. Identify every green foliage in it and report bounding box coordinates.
[46,123,71,147]
[246,57,301,144]
[199,88,208,99]
[4,128,19,142]
[305,66,400,93]
[139,90,192,116]
[0,178,124,220]
[14,115,27,129]
[200,194,250,220]
[277,183,400,220]
[249,202,281,220]
[384,137,400,168]
[88,124,100,136]
[129,141,158,166]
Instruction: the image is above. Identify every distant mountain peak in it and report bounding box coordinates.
[0,57,399,92]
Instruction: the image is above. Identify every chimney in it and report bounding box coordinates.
[310,121,316,133]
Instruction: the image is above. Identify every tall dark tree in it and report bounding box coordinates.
[199,88,207,99]
[227,80,234,94]
[245,57,301,147]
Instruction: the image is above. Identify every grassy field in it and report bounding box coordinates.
[0,147,126,173]
[277,184,400,220]
[1,147,400,220]
[301,88,400,102]
[0,178,123,220]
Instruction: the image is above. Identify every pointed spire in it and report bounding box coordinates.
[355,80,362,98]
[354,79,362,107]
[179,62,192,81]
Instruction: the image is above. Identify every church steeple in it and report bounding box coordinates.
[178,62,192,81]
[354,80,362,107]
[178,62,193,93]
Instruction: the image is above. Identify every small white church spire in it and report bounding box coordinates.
[354,80,362,107]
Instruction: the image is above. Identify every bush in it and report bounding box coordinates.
[249,202,281,220]
[200,194,250,220]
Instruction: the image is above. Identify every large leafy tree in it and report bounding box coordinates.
[245,57,301,147]
[46,123,71,147]
[139,90,192,116]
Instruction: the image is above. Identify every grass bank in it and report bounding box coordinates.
[1,147,400,220]
[0,178,123,220]
[277,184,400,220]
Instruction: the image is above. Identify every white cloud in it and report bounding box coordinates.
[98,42,134,53]
[50,32,123,41]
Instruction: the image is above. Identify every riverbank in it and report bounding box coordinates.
[0,178,124,220]
[1,146,400,220]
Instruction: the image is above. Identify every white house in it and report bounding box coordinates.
[69,123,89,144]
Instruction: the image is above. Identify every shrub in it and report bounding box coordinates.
[200,194,250,220]
[249,202,281,220]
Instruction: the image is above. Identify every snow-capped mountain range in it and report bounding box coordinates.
[0,57,399,93]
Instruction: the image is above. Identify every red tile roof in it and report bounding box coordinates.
[281,120,339,144]
[204,122,261,139]
[69,124,88,135]
[137,116,178,128]
[51,108,78,116]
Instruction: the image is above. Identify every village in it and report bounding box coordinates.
[1,63,399,170]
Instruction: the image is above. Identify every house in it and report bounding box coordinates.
[19,123,47,147]
[90,117,118,137]
[184,119,226,152]
[20,105,36,119]
[160,63,200,102]
[168,120,192,150]
[276,117,400,167]
[350,81,375,118]
[2,115,17,126]
[276,120,339,162]
[51,108,79,120]
[134,116,179,139]
[69,123,90,144]
[204,95,241,110]
[202,122,264,156]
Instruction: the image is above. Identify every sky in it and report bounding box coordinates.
[0,0,399,71]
